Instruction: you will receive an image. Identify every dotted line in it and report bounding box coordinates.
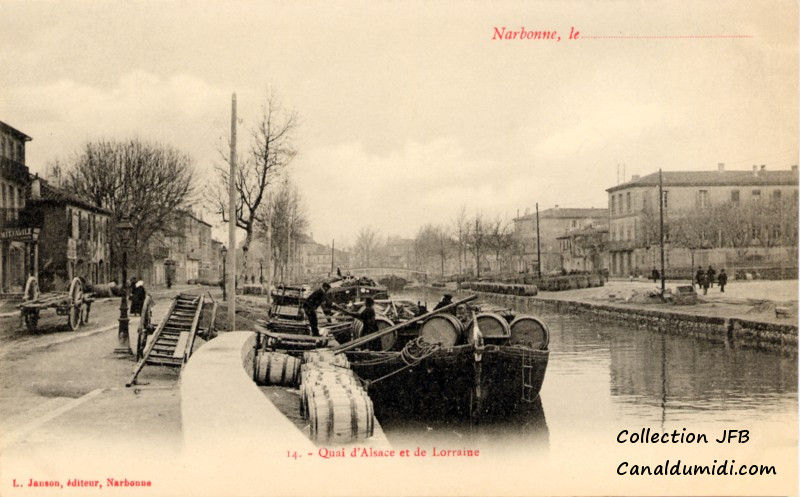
[582,35,753,39]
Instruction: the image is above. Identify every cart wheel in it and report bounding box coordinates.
[68,306,80,331]
[24,310,39,333]
[69,277,84,305]
[80,302,91,325]
[23,276,39,302]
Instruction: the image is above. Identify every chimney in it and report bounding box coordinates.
[717,162,725,172]
[792,165,798,172]
[760,164,766,173]
[554,204,559,209]
[631,174,640,181]
[752,165,758,176]
[30,175,41,199]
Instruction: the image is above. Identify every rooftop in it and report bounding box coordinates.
[607,167,798,193]
[29,177,112,215]
[514,207,608,221]
[0,121,32,142]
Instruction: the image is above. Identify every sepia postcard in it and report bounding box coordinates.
[0,1,797,496]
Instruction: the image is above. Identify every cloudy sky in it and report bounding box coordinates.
[1,1,797,246]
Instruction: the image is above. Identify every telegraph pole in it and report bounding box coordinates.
[659,168,666,294]
[331,239,335,275]
[227,94,237,331]
[536,202,542,277]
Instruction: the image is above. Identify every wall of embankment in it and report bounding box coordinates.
[434,288,797,356]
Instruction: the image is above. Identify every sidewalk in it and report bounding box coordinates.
[534,279,798,325]
[0,289,186,457]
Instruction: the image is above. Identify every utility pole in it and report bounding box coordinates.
[265,191,272,305]
[331,239,335,275]
[227,94,237,331]
[659,168,666,294]
[536,202,542,277]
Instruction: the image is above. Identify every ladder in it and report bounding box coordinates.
[521,349,535,403]
[127,293,204,386]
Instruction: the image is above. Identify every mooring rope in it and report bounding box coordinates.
[361,337,443,388]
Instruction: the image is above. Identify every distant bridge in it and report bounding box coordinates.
[344,267,429,279]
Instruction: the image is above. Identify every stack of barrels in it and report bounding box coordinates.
[460,281,539,296]
[300,350,374,443]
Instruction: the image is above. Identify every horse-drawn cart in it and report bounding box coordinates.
[18,276,94,332]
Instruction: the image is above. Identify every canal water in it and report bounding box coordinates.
[378,290,798,456]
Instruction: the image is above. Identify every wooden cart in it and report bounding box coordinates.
[18,276,94,332]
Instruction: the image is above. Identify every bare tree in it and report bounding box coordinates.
[466,213,489,278]
[453,206,468,278]
[64,139,195,279]
[259,180,308,283]
[414,224,454,278]
[209,91,298,278]
[354,227,380,267]
[486,217,515,273]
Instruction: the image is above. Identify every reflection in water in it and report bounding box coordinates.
[380,290,797,447]
[378,397,549,451]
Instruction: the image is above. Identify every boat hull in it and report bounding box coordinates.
[346,344,549,420]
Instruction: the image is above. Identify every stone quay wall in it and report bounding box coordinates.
[439,288,797,355]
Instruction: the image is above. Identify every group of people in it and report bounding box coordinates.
[695,266,728,295]
[300,281,379,338]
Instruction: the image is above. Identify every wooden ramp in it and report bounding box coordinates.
[127,294,204,386]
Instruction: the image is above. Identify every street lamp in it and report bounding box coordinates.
[114,217,133,355]
[221,246,228,301]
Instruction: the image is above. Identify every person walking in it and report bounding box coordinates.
[695,267,705,290]
[130,280,146,315]
[718,268,728,293]
[700,272,710,295]
[651,268,659,283]
[707,265,717,288]
[302,282,332,337]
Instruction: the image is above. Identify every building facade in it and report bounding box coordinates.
[23,177,112,292]
[513,207,609,274]
[0,121,34,294]
[557,226,609,273]
[158,210,215,285]
[606,164,799,277]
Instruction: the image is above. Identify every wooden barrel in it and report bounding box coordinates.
[419,314,463,347]
[474,312,511,341]
[509,315,550,350]
[307,385,374,443]
[255,352,301,387]
[352,316,397,351]
[300,370,360,417]
[303,350,349,368]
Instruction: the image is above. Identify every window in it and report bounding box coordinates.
[698,190,709,208]
[610,195,616,215]
[751,226,760,240]
[626,192,631,212]
[571,220,578,228]
[773,190,782,200]
[771,226,782,240]
[752,189,761,199]
[731,190,740,204]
